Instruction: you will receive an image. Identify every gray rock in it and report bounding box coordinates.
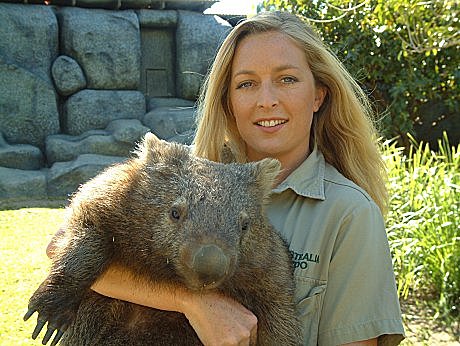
[76,0,122,9]
[40,0,216,11]
[63,89,146,135]
[0,3,58,84]
[0,134,44,170]
[137,9,177,28]
[46,131,119,164]
[168,130,195,145]
[105,119,150,143]
[164,1,216,11]
[58,7,141,90]
[0,61,60,149]
[47,154,126,197]
[51,55,87,96]
[46,119,149,164]
[175,11,231,100]
[120,0,160,9]
[0,167,47,199]
[142,105,196,140]
[147,97,195,111]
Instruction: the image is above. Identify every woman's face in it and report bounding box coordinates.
[229,31,325,167]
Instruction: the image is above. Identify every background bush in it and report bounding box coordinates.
[260,0,459,148]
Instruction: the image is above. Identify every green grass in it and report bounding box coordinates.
[383,133,460,323]
[0,208,65,346]
[0,134,458,344]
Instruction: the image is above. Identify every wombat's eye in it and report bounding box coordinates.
[241,219,250,231]
[169,207,181,221]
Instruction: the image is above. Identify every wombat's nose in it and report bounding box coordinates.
[191,244,230,284]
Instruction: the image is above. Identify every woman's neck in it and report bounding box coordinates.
[275,150,310,185]
[247,146,311,186]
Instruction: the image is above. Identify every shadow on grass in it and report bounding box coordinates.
[0,198,68,211]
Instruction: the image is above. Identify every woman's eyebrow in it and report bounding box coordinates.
[232,64,300,78]
[232,69,255,78]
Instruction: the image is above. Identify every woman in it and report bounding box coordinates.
[48,11,405,345]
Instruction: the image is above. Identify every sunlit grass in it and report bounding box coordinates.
[0,208,65,346]
[383,133,459,323]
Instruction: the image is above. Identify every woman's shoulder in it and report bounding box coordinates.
[322,162,378,212]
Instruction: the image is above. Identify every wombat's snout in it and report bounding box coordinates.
[190,244,230,287]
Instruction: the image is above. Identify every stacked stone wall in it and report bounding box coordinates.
[0,1,232,201]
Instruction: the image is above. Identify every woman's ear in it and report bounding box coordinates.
[313,86,326,113]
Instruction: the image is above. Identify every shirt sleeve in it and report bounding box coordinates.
[318,200,405,345]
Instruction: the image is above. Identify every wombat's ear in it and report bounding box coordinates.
[135,132,165,162]
[252,158,281,199]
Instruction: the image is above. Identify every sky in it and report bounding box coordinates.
[204,0,261,15]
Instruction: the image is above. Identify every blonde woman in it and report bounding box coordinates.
[48,11,405,345]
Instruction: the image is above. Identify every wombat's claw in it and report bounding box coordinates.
[43,327,64,346]
[23,308,35,321]
[32,319,47,339]
[50,330,65,346]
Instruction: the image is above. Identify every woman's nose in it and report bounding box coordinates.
[256,82,279,109]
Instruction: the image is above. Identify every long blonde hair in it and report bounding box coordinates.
[193,11,388,214]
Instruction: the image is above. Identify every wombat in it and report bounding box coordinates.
[24,133,301,345]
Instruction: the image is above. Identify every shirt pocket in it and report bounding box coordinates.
[294,277,327,345]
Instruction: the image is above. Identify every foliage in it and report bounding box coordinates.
[259,0,459,147]
[383,132,460,321]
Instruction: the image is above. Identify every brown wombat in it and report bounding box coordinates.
[24,133,301,345]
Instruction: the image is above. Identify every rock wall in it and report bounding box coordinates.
[0,2,232,201]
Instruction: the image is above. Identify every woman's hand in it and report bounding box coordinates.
[180,291,258,346]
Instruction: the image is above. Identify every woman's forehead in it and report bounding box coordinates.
[231,32,308,75]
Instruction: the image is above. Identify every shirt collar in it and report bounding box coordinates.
[272,145,326,200]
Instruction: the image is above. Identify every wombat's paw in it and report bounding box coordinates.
[23,308,66,346]
[23,308,65,346]
[23,286,79,345]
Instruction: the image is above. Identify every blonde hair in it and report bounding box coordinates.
[193,11,388,214]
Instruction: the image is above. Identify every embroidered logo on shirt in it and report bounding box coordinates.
[290,251,320,269]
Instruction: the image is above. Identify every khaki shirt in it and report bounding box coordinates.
[266,147,405,345]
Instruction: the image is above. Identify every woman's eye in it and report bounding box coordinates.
[281,76,297,84]
[236,81,253,89]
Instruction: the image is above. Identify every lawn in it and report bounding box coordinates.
[0,208,64,346]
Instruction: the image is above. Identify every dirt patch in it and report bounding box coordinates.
[401,299,459,345]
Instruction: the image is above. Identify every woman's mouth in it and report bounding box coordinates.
[256,119,287,128]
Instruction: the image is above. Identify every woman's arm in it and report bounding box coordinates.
[46,231,258,346]
[92,266,257,345]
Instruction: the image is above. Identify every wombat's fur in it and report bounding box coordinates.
[25,133,301,345]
